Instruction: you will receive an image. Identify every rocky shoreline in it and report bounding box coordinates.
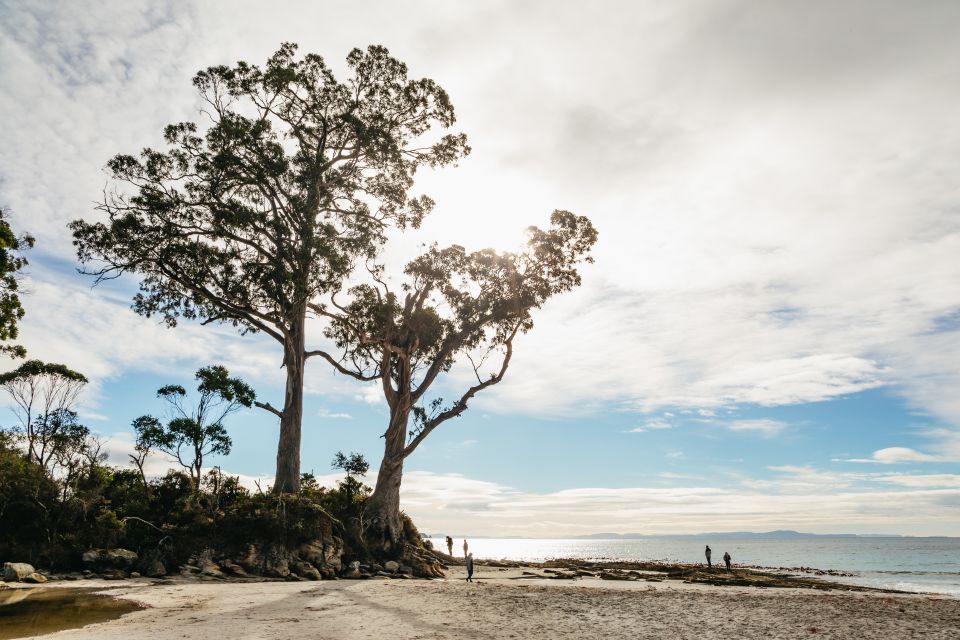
[1,546,902,596]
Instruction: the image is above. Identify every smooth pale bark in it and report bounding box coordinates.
[273,314,307,494]
[365,408,411,546]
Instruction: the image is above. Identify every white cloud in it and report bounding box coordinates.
[726,419,787,437]
[317,409,353,420]
[845,447,942,464]
[874,474,960,488]
[0,0,959,466]
[399,470,960,537]
[628,418,673,433]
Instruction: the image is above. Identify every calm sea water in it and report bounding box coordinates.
[427,536,960,596]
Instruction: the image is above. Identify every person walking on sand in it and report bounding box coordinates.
[723,551,732,571]
[705,545,712,569]
[466,553,474,582]
[463,539,469,558]
[446,536,453,556]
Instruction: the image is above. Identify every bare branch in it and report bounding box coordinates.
[402,324,519,458]
[304,349,380,381]
[254,400,284,418]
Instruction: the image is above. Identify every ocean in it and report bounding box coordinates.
[427,536,960,596]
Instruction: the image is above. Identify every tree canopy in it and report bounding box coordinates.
[70,43,469,493]
[0,359,89,468]
[132,365,253,488]
[315,210,597,542]
[0,208,35,359]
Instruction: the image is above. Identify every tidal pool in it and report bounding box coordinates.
[0,587,142,639]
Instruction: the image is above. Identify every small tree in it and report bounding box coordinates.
[331,450,370,506]
[0,208,35,359]
[0,360,89,468]
[129,415,165,494]
[132,366,254,488]
[43,409,106,502]
[316,211,597,544]
[71,43,469,494]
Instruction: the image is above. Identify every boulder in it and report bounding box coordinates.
[599,571,635,581]
[296,537,344,575]
[384,560,400,573]
[263,547,291,578]
[220,561,249,578]
[239,544,261,573]
[144,559,167,578]
[343,561,361,579]
[102,570,129,580]
[296,541,325,565]
[198,558,224,579]
[319,566,337,580]
[290,560,321,581]
[23,572,47,584]
[192,550,225,578]
[3,562,35,582]
[239,544,290,578]
[82,548,138,571]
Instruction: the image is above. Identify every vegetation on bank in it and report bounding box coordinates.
[0,422,429,576]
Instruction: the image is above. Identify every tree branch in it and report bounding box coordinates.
[402,324,519,458]
[254,401,284,418]
[304,349,380,381]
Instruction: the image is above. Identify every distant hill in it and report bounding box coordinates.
[572,530,901,540]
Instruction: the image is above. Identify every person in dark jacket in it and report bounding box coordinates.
[723,551,732,571]
[446,536,453,556]
[466,553,474,582]
[705,545,712,568]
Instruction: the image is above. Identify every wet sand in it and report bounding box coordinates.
[4,567,959,639]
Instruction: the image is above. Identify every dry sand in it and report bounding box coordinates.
[9,567,960,639]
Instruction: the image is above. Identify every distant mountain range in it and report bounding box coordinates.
[428,530,918,540]
[571,530,902,540]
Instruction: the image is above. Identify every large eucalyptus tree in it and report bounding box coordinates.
[316,211,597,546]
[71,44,468,493]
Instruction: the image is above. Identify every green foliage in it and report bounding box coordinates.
[133,366,252,487]
[330,451,371,510]
[0,433,59,563]
[0,360,89,385]
[321,210,597,458]
[331,450,369,477]
[70,43,469,493]
[0,361,89,469]
[0,208,34,359]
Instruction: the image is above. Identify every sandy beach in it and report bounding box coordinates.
[6,567,959,640]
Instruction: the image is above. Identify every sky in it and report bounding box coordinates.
[1,0,959,537]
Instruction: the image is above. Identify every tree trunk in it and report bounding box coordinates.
[273,317,306,494]
[365,408,410,550]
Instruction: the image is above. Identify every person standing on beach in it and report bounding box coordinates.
[463,539,469,558]
[705,545,712,569]
[446,536,454,556]
[723,551,732,571]
[466,553,474,582]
